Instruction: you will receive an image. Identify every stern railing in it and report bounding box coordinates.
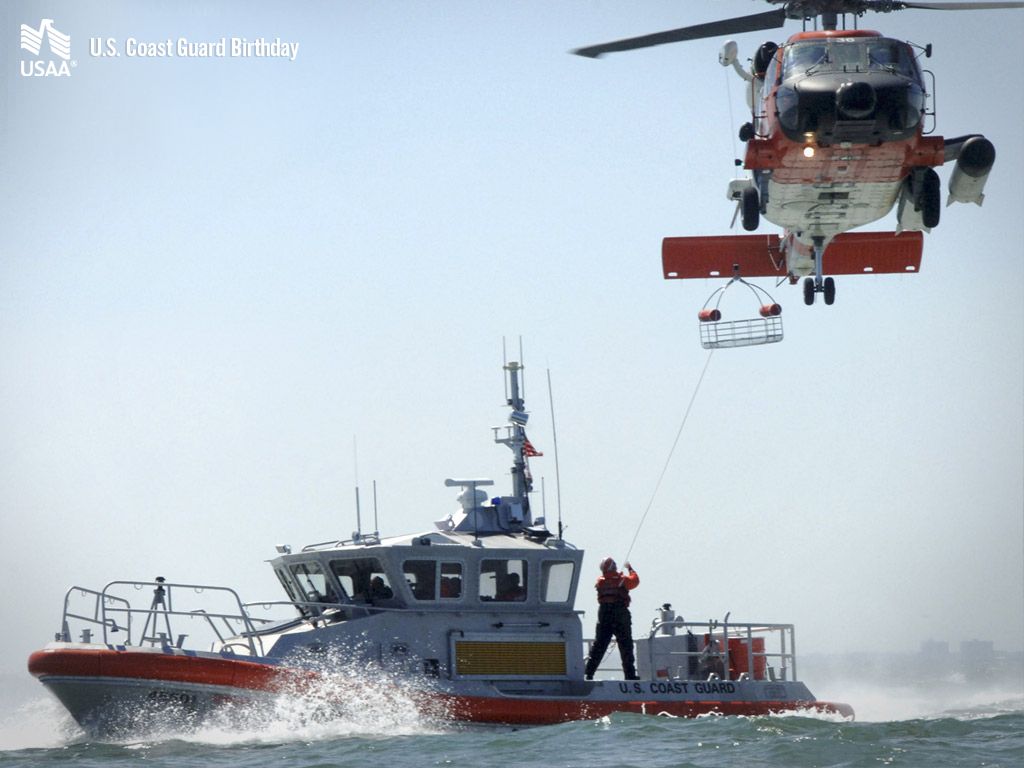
[588,616,798,683]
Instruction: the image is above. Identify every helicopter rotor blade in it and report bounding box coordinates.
[886,1,1024,9]
[572,8,787,58]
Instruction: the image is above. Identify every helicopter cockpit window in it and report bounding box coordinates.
[764,50,780,86]
[783,43,827,79]
[867,40,917,77]
[829,40,866,70]
[785,40,899,77]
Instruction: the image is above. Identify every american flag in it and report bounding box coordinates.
[523,437,543,457]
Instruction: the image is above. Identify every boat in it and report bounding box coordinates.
[28,359,854,736]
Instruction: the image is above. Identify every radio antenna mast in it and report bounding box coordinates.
[353,435,362,540]
[372,479,380,538]
[546,368,564,540]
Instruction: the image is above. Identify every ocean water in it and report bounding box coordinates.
[1,673,1021,768]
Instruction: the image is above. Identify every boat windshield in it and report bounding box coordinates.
[290,561,340,605]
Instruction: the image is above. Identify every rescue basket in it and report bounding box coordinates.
[698,275,783,349]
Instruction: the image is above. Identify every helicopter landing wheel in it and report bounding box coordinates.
[741,186,760,232]
[803,277,815,306]
[922,168,941,229]
[824,277,836,305]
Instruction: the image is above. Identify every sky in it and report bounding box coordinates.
[1,1,1022,679]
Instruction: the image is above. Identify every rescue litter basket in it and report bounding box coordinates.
[698,275,783,349]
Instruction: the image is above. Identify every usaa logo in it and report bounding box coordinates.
[20,19,74,77]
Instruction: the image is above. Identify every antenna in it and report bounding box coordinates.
[354,486,362,541]
[502,337,509,402]
[353,436,362,540]
[502,336,527,402]
[546,368,564,540]
[372,479,379,537]
[519,336,526,401]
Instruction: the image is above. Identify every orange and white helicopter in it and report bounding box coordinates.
[574,0,1022,307]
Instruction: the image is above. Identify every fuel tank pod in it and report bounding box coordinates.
[947,136,996,206]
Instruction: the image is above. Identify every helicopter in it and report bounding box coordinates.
[573,1,1023,306]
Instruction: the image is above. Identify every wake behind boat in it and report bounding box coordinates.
[28,359,853,736]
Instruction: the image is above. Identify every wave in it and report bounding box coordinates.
[808,676,1023,722]
[2,649,448,752]
[4,661,1020,768]
[0,694,79,751]
[4,707,1022,768]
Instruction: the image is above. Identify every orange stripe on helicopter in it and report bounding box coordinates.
[744,135,946,184]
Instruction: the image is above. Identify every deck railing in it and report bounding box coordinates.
[58,580,282,656]
[588,616,797,682]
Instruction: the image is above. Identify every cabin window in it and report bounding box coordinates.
[403,559,438,601]
[541,561,575,603]
[330,557,393,603]
[440,562,463,599]
[479,558,528,602]
[402,560,463,601]
[275,568,301,605]
[289,561,338,606]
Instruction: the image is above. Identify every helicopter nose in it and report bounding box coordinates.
[836,81,876,120]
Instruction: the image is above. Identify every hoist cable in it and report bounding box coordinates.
[624,349,715,563]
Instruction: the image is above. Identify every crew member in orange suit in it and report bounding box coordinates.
[584,557,640,680]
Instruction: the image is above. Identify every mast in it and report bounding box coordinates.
[504,360,531,514]
[441,357,540,535]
